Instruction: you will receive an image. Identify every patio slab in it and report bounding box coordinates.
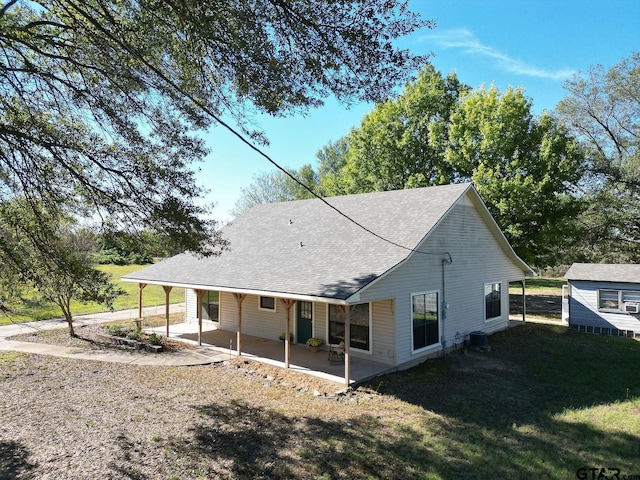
[148,322,395,385]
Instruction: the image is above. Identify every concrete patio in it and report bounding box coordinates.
[148,321,395,386]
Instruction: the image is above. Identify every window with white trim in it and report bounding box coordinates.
[598,289,640,312]
[328,303,370,351]
[484,282,501,321]
[599,289,620,311]
[412,291,439,351]
[259,296,276,311]
[201,290,219,322]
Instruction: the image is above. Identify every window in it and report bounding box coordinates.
[598,289,640,312]
[201,291,219,322]
[484,283,501,321]
[328,303,370,351]
[623,291,640,303]
[412,292,439,351]
[259,296,276,311]
[599,289,620,311]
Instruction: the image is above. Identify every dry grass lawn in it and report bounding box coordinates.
[1,322,639,480]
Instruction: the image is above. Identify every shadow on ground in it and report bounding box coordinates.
[104,325,640,479]
[0,440,37,480]
[107,399,639,480]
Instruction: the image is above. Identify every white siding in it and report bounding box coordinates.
[187,293,327,343]
[185,289,197,324]
[569,281,640,335]
[371,299,396,365]
[312,302,326,342]
[358,198,524,367]
[226,294,291,341]
[182,194,527,367]
[219,291,237,331]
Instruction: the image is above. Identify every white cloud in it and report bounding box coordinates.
[423,28,576,81]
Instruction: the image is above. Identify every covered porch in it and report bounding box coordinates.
[135,282,394,386]
[146,321,394,386]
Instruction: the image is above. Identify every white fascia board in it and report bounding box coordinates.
[121,277,350,305]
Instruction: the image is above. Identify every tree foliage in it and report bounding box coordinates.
[317,65,469,196]
[0,0,430,310]
[446,86,585,266]
[0,0,429,261]
[0,201,123,336]
[309,70,584,267]
[230,165,318,217]
[93,230,179,265]
[556,52,640,262]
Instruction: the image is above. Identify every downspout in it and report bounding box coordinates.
[441,253,452,356]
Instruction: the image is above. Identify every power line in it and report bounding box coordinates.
[72,4,449,258]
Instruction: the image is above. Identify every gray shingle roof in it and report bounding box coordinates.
[565,263,640,283]
[124,183,524,300]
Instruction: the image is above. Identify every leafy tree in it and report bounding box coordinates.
[0,265,21,317]
[93,229,179,265]
[0,0,429,266]
[446,86,585,266]
[317,65,469,195]
[231,164,318,217]
[312,77,584,266]
[0,201,123,336]
[555,52,640,262]
[315,138,350,196]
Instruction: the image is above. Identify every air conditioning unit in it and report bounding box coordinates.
[624,303,640,314]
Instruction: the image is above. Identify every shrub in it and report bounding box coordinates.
[92,248,127,265]
[147,332,163,346]
[126,329,141,341]
[103,324,128,337]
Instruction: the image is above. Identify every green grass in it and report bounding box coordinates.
[359,324,640,479]
[0,264,184,325]
[510,277,565,295]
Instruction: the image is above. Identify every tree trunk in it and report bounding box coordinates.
[65,313,75,337]
[60,300,75,337]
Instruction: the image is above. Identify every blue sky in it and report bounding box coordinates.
[201,1,640,223]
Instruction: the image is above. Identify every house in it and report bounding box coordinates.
[123,183,534,383]
[563,263,640,338]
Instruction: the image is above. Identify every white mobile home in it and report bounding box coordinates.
[564,263,640,338]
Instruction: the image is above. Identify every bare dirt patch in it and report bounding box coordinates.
[2,323,638,479]
[8,323,193,352]
[0,353,368,479]
[8,323,345,396]
[510,293,562,320]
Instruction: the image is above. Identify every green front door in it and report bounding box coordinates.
[297,301,313,344]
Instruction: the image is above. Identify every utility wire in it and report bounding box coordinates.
[73,5,449,258]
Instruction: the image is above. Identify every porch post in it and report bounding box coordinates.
[521,279,526,323]
[233,293,246,356]
[280,299,296,369]
[163,286,173,337]
[138,283,147,319]
[344,304,350,386]
[193,289,206,346]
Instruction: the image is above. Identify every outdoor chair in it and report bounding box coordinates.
[328,340,345,363]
